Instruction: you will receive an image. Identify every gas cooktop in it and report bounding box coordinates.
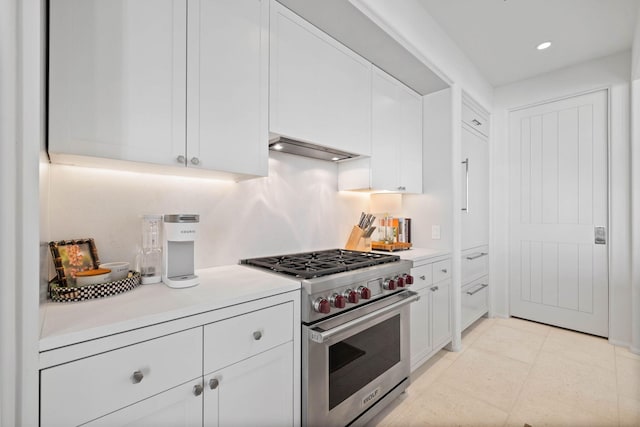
[240,249,400,279]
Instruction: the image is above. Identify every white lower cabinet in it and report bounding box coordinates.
[204,342,293,427]
[40,294,298,427]
[84,381,203,427]
[409,258,452,372]
[461,276,489,331]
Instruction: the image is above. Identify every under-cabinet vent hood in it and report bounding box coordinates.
[269,137,358,162]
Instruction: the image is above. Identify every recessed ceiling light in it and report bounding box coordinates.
[331,157,340,161]
[536,41,552,50]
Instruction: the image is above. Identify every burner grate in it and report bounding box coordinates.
[241,249,400,279]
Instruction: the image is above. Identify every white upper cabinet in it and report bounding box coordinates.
[338,67,422,193]
[269,1,372,156]
[49,0,187,167]
[187,0,268,178]
[49,0,268,180]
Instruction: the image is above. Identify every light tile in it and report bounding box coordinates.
[506,386,618,427]
[460,318,494,348]
[540,328,616,372]
[409,351,454,392]
[618,395,640,427]
[494,316,553,337]
[616,345,640,361]
[471,323,546,364]
[526,351,619,422]
[616,355,640,400]
[436,347,531,412]
[380,381,509,427]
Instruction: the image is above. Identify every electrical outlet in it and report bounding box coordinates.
[431,225,441,240]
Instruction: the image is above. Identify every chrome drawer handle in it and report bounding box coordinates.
[253,330,262,341]
[193,384,203,396]
[419,275,426,280]
[466,252,488,260]
[131,370,144,384]
[466,284,488,296]
[209,378,219,390]
[441,268,448,274]
[430,286,439,292]
[472,119,481,126]
[176,155,185,164]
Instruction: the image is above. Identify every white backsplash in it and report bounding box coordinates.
[44,152,370,276]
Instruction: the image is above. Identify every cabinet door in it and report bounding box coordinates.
[269,1,372,156]
[84,381,203,427]
[49,0,187,166]
[204,342,294,427]
[461,126,489,249]
[409,287,430,371]
[370,67,402,190]
[430,279,452,349]
[187,0,268,177]
[398,85,423,193]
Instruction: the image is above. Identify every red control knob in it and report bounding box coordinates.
[313,297,331,314]
[383,279,397,290]
[358,286,372,300]
[330,293,346,309]
[397,276,405,287]
[343,289,359,304]
[404,274,414,285]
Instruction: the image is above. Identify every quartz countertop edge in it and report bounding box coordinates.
[374,247,450,263]
[39,265,301,352]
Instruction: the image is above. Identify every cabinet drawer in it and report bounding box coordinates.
[462,103,489,137]
[41,327,203,427]
[462,249,489,284]
[411,263,433,290]
[432,259,451,283]
[204,301,293,374]
[461,277,489,331]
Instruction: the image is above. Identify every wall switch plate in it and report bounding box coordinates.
[431,225,441,240]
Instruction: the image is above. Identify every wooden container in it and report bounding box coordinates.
[371,241,412,252]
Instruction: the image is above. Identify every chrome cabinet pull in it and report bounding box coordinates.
[472,119,481,126]
[430,286,439,292]
[190,157,200,165]
[441,268,448,274]
[176,155,186,164]
[419,275,426,280]
[253,330,262,341]
[461,158,469,212]
[466,252,488,260]
[131,370,144,384]
[209,378,219,390]
[193,384,203,396]
[466,283,488,296]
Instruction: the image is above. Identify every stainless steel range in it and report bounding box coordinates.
[241,249,418,427]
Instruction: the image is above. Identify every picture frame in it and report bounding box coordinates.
[49,238,101,287]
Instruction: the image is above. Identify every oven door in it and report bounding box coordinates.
[302,290,419,427]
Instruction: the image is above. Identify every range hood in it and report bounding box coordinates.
[268,136,358,162]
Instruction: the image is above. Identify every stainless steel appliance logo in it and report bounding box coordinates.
[361,386,381,408]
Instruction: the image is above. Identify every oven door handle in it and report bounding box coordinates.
[308,292,420,344]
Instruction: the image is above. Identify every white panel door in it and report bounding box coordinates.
[461,126,489,249]
[49,0,187,165]
[187,0,268,177]
[509,90,608,337]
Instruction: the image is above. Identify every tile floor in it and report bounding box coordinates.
[366,317,640,427]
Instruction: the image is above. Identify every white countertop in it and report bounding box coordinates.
[39,265,300,352]
[375,247,450,264]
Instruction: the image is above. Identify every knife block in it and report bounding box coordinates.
[345,226,371,252]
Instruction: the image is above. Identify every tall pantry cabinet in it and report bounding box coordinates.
[460,93,490,330]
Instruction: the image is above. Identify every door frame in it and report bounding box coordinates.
[506,86,612,336]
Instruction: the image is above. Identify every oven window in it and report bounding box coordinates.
[328,314,400,410]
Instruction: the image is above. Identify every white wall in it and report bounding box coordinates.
[632,5,640,79]
[492,51,632,346]
[350,0,492,109]
[43,153,369,290]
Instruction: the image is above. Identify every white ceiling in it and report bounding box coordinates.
[419,0,639,87]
